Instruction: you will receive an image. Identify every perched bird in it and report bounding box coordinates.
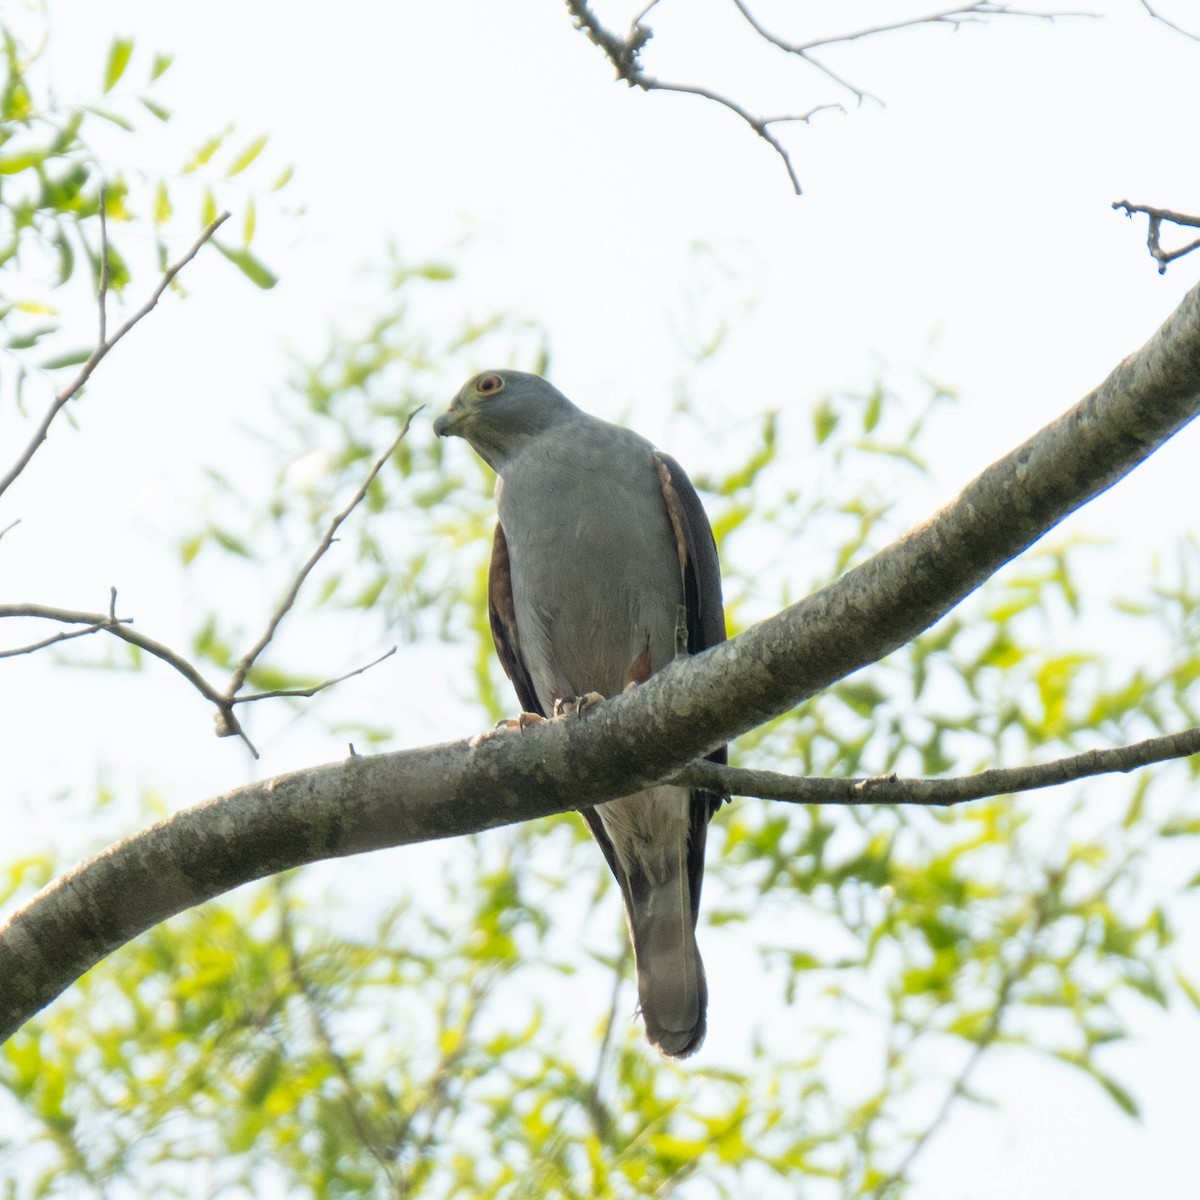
[434,369,727,1058]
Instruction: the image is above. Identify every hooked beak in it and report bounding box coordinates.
[433,407,465,437]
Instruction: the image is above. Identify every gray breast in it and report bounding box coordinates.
[497,416,683,709]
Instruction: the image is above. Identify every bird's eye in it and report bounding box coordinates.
[476,373,505,397]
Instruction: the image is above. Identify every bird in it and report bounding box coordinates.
[433,369,727,1058]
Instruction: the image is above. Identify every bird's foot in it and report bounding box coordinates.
[468,711,547,748]
[552,692,604,719]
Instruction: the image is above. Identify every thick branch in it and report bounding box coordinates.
[3,276,1200,1041]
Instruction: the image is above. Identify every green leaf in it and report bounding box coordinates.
[0,149,47,175]
[813,400,838,444]
[39,348,93,370]
[153,180,172,225]
[150,52,173,80]
[862,385,883,433]
[139,96,171,122]
[86,106,135,131]
[103,37,134,93]
[226,133,268,177]
[1175,970,1200,1012]
[213,240,278,289]
[184,126,231,173]
[1094,1071,1140,1119]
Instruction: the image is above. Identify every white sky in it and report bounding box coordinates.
[5,1,1200,1196]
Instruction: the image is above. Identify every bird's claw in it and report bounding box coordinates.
[468,711,547,748]
[553,692,605,719]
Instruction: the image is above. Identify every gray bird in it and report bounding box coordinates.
[434,369,727,1057]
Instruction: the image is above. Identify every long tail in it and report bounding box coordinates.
[626,859,708,1058]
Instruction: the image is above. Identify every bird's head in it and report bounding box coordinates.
[433,370,580,473]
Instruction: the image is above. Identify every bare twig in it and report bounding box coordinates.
[0,599,258,753]
[642,78,835,193]
[727,0,1089,105]
[564,0,826,194]
[0,212,231,502]
[673,722,1200,806]
[0,518,21,543]
[1138,0,1200,40]
[233,647,398,705]
[225,410,422,697]
[1114,199,1200,273]
[2,415,418,754]
[0,614,130,658]
[742,0,1090,53]
[566,0,1092,190]
[728,0,883,104]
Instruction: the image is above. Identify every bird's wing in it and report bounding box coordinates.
[488,521,543,718]
[654,450,728,922]
[653,452,727,664]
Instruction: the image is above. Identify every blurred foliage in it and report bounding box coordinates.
[0,17,284,426]
[173,246,546,727]
[4,13,1200,1200]
[6,346,1200,1196]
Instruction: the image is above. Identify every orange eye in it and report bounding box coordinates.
[476,372,505,397]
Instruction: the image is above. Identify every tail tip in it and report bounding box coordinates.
[644,1015,707,1059]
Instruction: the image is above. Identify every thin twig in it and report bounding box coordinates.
[0,212,231,501]
[639,74,837,194]
[672,722,1200,806]
[0,617,128,658]
[1138,0,1200,40]
[566,0,1091,192]
[0,518,21,542]
[1114,199,1200,274]
[0,599,257,754]
[233,647,398,705]
[564,0,822,193]
[744,1,1091,53]
[225,409,422,697]
[2,416,417,754]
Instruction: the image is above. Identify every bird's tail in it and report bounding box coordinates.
[626,861,708,1058]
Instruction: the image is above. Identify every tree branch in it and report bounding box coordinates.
[1,414,418,756]
[1114,199,1200,273]
[672,724,1200,805]
[4,274,1200,1041]
[1138,0,1200,41]
[0,213,231,502]
[566,0,1094,188]
[563,0,823,194]
[225,413,420,696]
